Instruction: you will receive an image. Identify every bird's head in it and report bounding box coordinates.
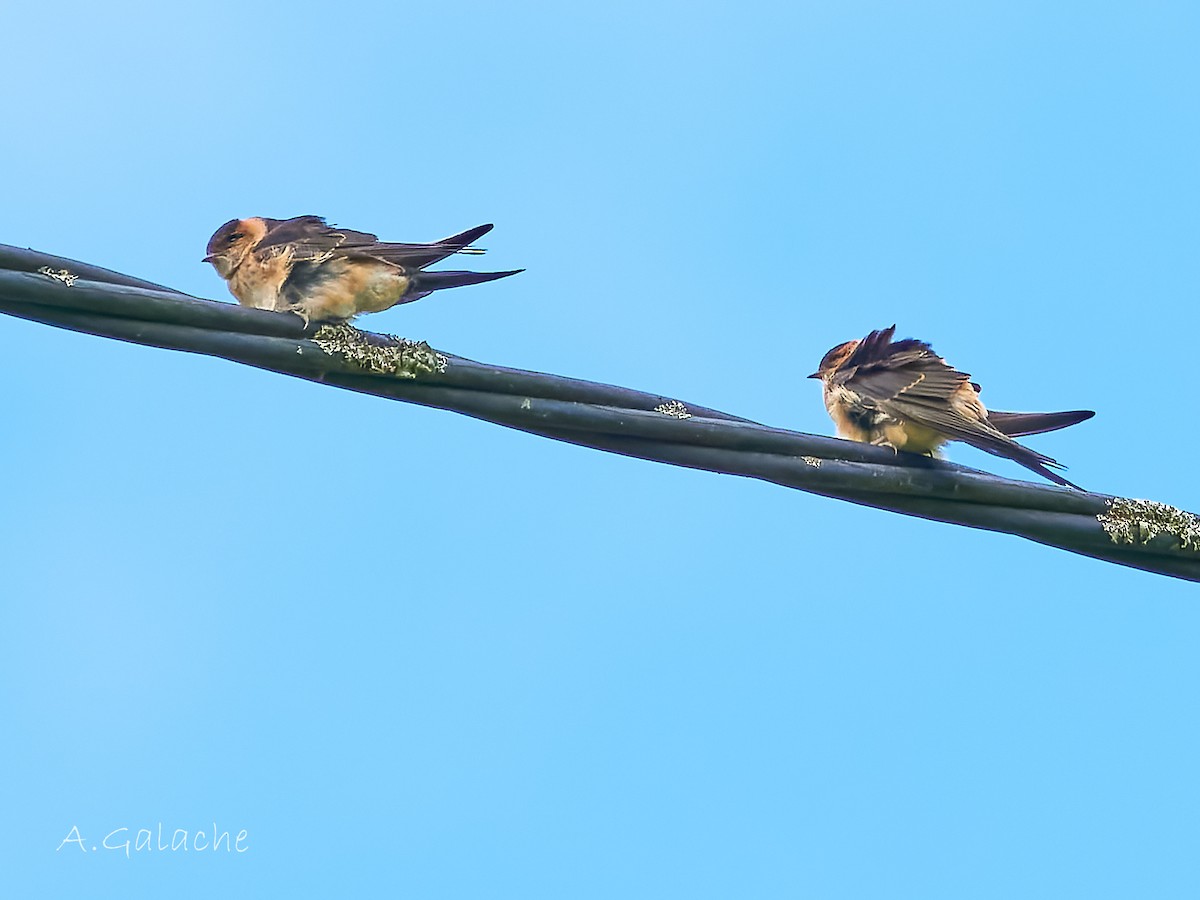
[203,217,266,278]
[808,339,859,381]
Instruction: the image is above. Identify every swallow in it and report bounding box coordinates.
[808,325,1094,488]
[203,216,521,324]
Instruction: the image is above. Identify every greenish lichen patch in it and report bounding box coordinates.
[312,324,447,378]
[1097,498,1200,552]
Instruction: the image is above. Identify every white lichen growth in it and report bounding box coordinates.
[311,324,446,378]
[36,266,78,287]
[1097,498,1200,552]
[653,400,691,419]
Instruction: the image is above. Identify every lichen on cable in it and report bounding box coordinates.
[653,399,691,419]
[36,266,77,287]
[1097,498,1200,552]
[312,324,447,378]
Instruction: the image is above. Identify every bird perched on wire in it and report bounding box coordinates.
[203,215,521,325]
[808,325,1093,488]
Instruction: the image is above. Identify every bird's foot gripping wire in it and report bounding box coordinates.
[286,305,312,329]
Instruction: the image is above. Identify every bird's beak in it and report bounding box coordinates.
[202,254,217,263]
[806,371,822,379]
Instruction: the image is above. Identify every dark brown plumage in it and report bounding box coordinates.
[203,215,521,324]
[809,325,1093,488]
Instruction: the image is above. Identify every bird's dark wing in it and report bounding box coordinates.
[836,326,1079,487]
[257,218,493,269]
[987,409,1095,437]
[833,326,966,414]
[255,216,380,261]
[367,224,495,270]
[889,387,1070,475]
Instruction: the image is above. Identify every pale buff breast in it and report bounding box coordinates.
[880,383,985,454]
[880,420,948,454]
[229,252,292,311]
[825,384,949,453]
[823,385,872,443]
[299,259,412,320]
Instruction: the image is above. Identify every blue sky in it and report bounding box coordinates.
[2,1,1198,896]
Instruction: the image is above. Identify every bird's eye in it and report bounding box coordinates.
[229,233,243,241]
